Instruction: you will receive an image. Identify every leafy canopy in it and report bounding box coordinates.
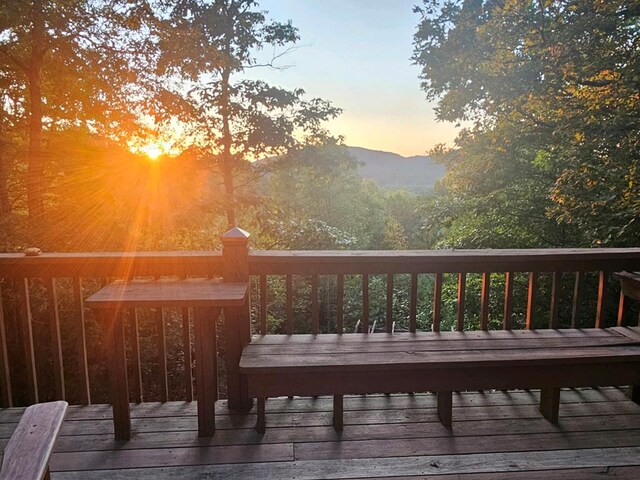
[413,0,640,247]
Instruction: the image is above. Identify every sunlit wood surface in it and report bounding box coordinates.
[2,388,640,479]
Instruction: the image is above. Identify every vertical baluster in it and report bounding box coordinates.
[72,277,91,404]
[433,273,443,332]
[456,273,466,332]
[550,272,560,329]
[182,307,193,401]
[526,272,538,330]
[480,273,491,331]
[617,291,625,327]
[156,308,168,402]
[18,278,38,403]
[334,273,345,421]
[129,308,143,403]
[336,275,344,335]
[362,274,369,333]
[260,275,267,335]
[571,272,583,329]
[386,274,394,333]
[286,275,294,334]
[311,275,319,335]
[0,283,12,407]
[45,278,65,400]
[409,273,418,333]
[503,272,513,330]
[595,271,607,328]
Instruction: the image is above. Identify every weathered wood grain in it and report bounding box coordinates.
[51,447,640,480]
[85,279,248,309]
[46,278,66,401]
[457,272,466,332]
[0,284,12,407]
[51,443,293,471]
[503,272,514,330]
[18,278,38,404]
[247,248,640,275]
[1,390,640,480]
[596,271,608,328]
[0,401,67,480]
[72,277,91,405]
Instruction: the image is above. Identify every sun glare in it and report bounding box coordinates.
[140,143,164,160]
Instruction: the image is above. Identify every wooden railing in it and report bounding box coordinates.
[249,249,640,334]
[0,252,223,408]
[1,229,639,410]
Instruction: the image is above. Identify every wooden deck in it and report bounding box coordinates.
[2,388,640,479]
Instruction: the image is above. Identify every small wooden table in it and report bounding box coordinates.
[86,279,249,440]
[616,271,640,301]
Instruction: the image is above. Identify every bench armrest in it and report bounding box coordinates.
[0,401,68,480]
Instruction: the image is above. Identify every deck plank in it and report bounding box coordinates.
[0,387,631,424]
[0,388,638,480]
[51,443,294,471]
[31,414,640,453]
[53,448,640,479]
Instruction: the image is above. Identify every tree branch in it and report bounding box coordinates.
[243,45,302,70]
[0,46,27,72]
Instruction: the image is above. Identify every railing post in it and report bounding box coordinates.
[222,227,252,411]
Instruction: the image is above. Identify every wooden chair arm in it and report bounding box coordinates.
[0,401,68,480]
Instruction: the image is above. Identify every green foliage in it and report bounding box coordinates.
[413,0,640,247]
[0,0,161,223]
[256,144,430,250]
[157,0,341,226]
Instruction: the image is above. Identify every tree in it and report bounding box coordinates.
[413,0,640,247]
[158,0,341,228]
[0,0,159,224]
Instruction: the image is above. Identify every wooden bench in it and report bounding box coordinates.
[240,327,640,433]
[0,401,68,480]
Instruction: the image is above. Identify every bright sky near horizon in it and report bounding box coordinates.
[243,0,460,157]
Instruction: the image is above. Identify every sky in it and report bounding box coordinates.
[242,0,460,157]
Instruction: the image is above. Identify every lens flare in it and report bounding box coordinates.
[139,143,164,160]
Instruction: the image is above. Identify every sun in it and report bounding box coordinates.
[139,143,164,160]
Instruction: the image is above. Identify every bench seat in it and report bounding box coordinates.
[239,327,640,432]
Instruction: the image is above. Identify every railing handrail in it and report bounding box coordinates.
[0,251,223,277]
[251,248,640,274]
[2,247,640,277]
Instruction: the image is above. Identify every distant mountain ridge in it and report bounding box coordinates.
[345,146,445,193]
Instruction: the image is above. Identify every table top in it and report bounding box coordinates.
[85,279,249,309]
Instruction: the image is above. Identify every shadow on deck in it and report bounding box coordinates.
[2,387,640,479]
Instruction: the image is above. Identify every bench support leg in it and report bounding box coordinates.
[257,397,266,433]
[540,388,560,424]
[333,395,343,432]
[631,386,640,404]
[437,391,452,428]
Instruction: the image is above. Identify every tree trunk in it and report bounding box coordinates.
[0,111,11,215]
[0,144,11,216]
[26,0,46,221]
[220,56,236,228]
[27,67,44,219]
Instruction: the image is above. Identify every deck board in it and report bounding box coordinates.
[1,388,640,479]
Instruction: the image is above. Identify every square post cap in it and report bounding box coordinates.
[222,227,250,244]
